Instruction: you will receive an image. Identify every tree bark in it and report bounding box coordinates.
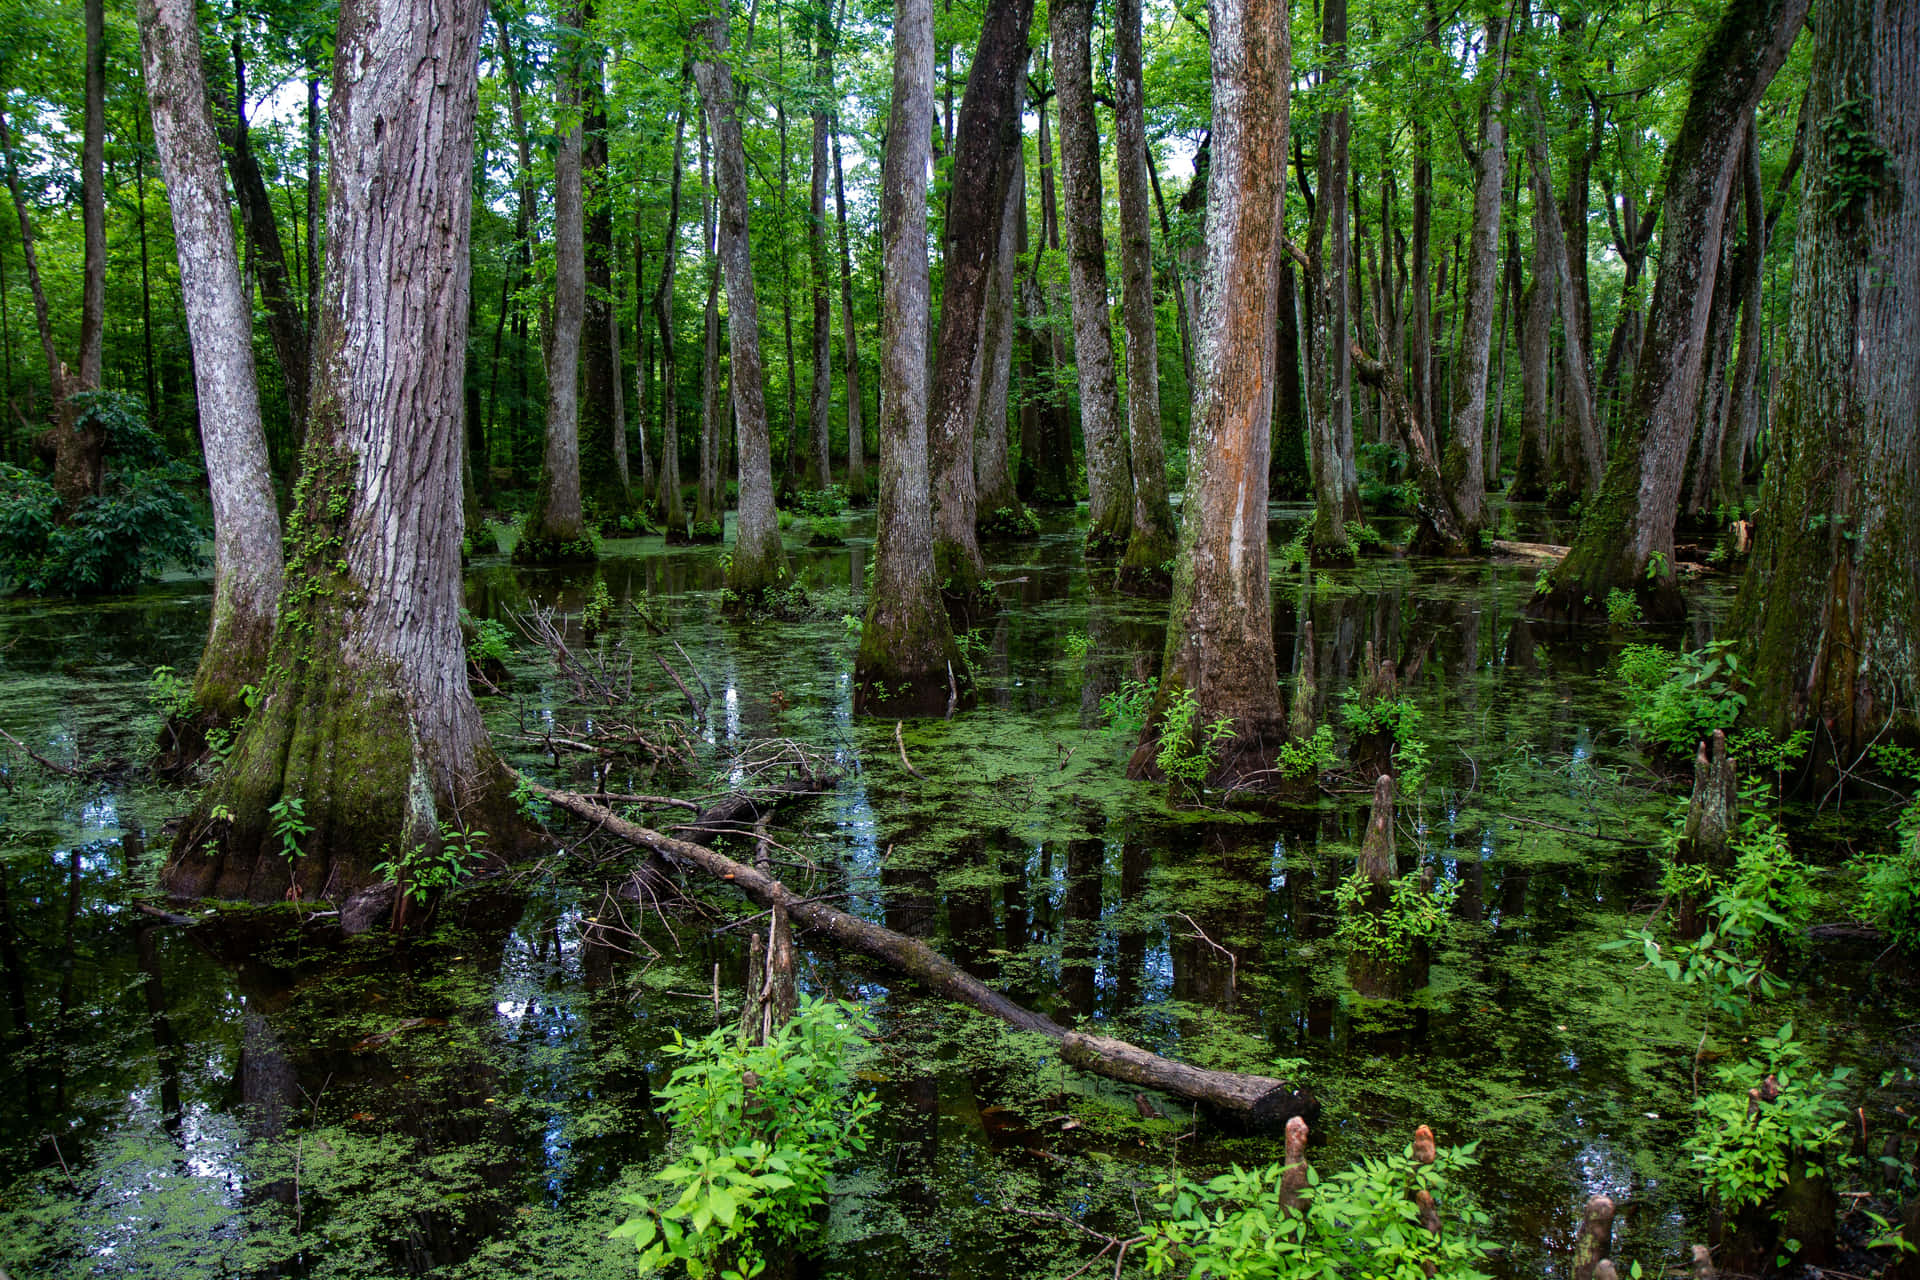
[1534,0,1808,624]
[807,17,833,494]
[655,63,691,534]
[832,123,867,504]
[854,0,967,715]
[1050,0,1133,556]
[138,0,285,724]
[1305,0,1360,561]
[1521,85,1602,495]
[696,111,723,532]
[1130,0,1291,785]
[1441,11,1508,540]
[927,0,1033,601]
[1735,0,1918,761]
[165,0,520,906]
[580,16,631,511]
[520,13,592,562]
[973,138,1029,534]
[1114,0,1176,592]
[694,10,788,596]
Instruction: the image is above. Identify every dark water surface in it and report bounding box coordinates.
[1,504,1912,1278]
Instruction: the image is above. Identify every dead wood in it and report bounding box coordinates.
[534,780,1318,1128]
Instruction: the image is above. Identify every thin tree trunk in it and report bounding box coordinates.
[580,14,630,509]
[1721,121,1767,502]
[1522,86,1602,495]
[1736,0,1918,762]
[974,138,1029,533]
[656,65,691,534]
[694,7,787,596]
[138,0,284,726]
[1114,0,1175,591]
[520,9,591,561]
[696,110,723,531]
[1535,0,1807,624]
[1131,0,1291,784]
[1441,10,1508,539]
[807,16,833,492]
[1050,0,1133,555]
[854,0,965,715]
[832,123,867,504]
[1306,0,1359,561]
[927,0,1034,600]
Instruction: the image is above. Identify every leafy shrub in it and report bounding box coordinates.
[1140,1136,1493,1279]
[1340,692,1421,740]
[1335,868,1460,964]
[374,823,487,905]
[1157,685,1235,796]
[1343,519,1387,551]
[1605,588,1642,628]
[1857,762,1920,951]
[465,615,514,665]
[1613,641,1748,756]
[583,580,615,632]
[148,665,197,720]
[613,997,877,1277]
[1276,725,1340,780]
[1687,1022,1851,1216]
[805,517,844,546]
[795,484,848,518]
[1276,526,1311,569]
[1100,676,1158,737]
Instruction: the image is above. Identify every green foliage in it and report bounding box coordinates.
[583,580,615,632]
[954,627,989,665]
[467,617,515,665]
[1613,642,1748,756]
[1100,676,1158,737]
[511,775,553,827]
[1140,1137,1493,1279]
[1343,520,1387,551]
[1156,685,1236,796]
[1335,867,1460,964]
[794,485,848,518]
[1356,443,1414,515]
[1687,1023,1852,1216]
[1856,763,1920,951]
[1605,588,1642,629]
[1277,525,1311,569]
[805,517,845,546]
[0,454,206,596]
[269,796,312,862]
[1340,691,1421,740]
[374,823,488,905]
[1275,725,1341,780]
[1819,98,1892,222]
[147,665,196,720]
[612,997,877,1278]
[1061,630,1091,660]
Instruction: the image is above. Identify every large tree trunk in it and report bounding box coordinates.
[854,0,966,716]
[1304,0,1361,562]
[832,124,867,504]
[1720,123,1767,502]
[927,0,1033,602]
[1441,11,1508,540]
[1409,0,1439,448]
[580,22,631,512]
[1114,0,1175,592]
[1050,0,1133,556]
[1735,0,1918,763]
[1130,0,1291,785]
[694,11,787,596]
[655,67,691,534]
[1533,0,1807,625]
[696,113,723,531]
[138,0,284,725]
[519,19,592,563]
[164,0,518,907]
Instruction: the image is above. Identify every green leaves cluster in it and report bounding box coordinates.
[1156,685,1236,797]
[612,996,877,1278]
[1335,868,1460,964]
[1613,641,1748,756]
[1275,725,1340,780]
[1686,1023,1852,1215]
[1141,1140,1493,1280]
[373,822,487,905]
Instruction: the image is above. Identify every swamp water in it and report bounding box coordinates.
[0,504,1913,1278]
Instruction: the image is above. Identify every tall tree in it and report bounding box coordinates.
[832,122,867,504]
[926,0,1034,603]
[655,64,691,534]
[853,0,966,714]
[1050,0,1133,555]
[518,10,593,563]
[1736,0,1916,763]
[1131,0,1291,783]
[806,8,833,493]
[165,0,517,906]
[695,109,724,533]
[1533,0,1808,623]
[693,3,787,597]
[1441,9,1508,540]
[1304,0,1361,562]
[137,0,284,728]
[973,138,1029,533]
[580,6,631,510]
[1113,0,1176,591]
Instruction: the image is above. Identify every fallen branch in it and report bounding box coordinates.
[533,782,1317,1128]
[655,652,703,720]
[0,726,83,776]
[895,721,928,781]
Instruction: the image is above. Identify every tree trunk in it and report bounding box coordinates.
[1050,0,1133,556]
[1735,0,1918,762]
[1720,123,1767,504]
[656,65,691,534]
[138,0,284,727]
[1114,0,1175,592]
[519,15,592,563]
[807,19,833,494]
[165,0,519,907]
[1534,0,1807,625]
[928,0,1033,602]
[1131,0,1291,785]
[974,138,1030,535]
[1269,256,1310,500]
[696,112,723,532]
[1409,0,1439,448]
[1522,86,1603,495]
[854,0,967,715]
[694,11,787,597]
[1305,0,1360,562]
[580,20,630,512]
[832,124,867,505]
[1441,11,1508,540]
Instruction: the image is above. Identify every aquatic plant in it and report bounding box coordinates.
[613,996,877,1277]
[1605,588,1642,628]
[1334,868,1459,964]
[1141,1135,1493,1279]
[1156,686,1236,797]
[1687,1022,1851,1216]
[373,822,487,905]
[1275,725,1340,780]
[1100,676,1158,737]
[1612,642,1748,757]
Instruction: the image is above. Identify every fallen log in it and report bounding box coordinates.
[537,782,1317,1129]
